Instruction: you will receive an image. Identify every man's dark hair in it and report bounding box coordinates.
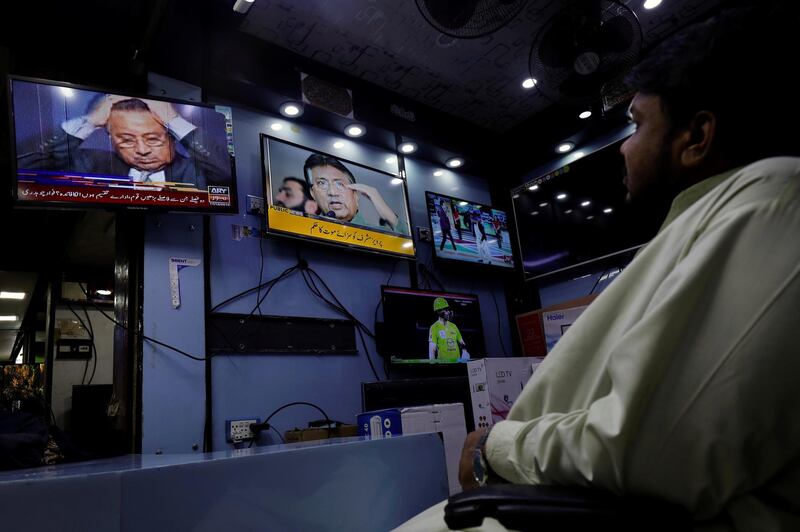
[110,98,151,113]
[303,154,356,185]
[282,176,312,199]
[625,3,800,164]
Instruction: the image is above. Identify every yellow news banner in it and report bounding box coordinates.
[268,206,415,256]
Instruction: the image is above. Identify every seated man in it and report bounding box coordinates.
[398,4,800,531]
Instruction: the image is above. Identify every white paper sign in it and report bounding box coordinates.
[169,257,201,309]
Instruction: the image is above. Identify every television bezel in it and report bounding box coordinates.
[424,190,516,271]
[380,284,487,364]
[7,74,239,214]
[260,133,416,260]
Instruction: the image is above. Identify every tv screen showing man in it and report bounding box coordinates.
[263,136,415,257]
[10,77,236,212]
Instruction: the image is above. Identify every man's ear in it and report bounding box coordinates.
[679,110,717,168]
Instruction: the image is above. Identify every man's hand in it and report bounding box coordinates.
[458,429,487,491]
[142,99,179,126]
[346,183,399,229]
[87,94,126,127]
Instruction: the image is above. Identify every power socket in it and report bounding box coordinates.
[225,418,261,443]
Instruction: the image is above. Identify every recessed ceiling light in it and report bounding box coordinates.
[402,241,414,249]
[391,177,403,185]
[530,211,539,216]
[572,151,585,159]
[345,124,366,137]
[433,170,444,177]
[385,155,397,165]
[565,209,573,214]
[60,87,74,98]
[512,194,520,199]
[522,77,538,89]
[279,102,303,117]
[603,208,613,214]
[586,215,595,220]
[528,184,539,191]
[539,202,548,207]
[96,289,113,296]
[643,0,662,9]
[578,110,592,119]
[269,122,283,131]
[0,291,25,300]
[556,142,575,153]
[398,142,417,154]
[445,157,464,168]
[458,201,468,206]
[581,200,591,207]
[0,315,18,322]
[556,193,568,200]
[333,141,344,149]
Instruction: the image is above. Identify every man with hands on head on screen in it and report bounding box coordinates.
[20,93,228,190]
[303,154,409,234]
[397,3,800,531]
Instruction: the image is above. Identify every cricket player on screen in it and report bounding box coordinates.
[428,297,470,362]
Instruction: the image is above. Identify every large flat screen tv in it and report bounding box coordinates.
[262,135,415,258]
[8,76,237,213]
[380,286,486,365]
[512,138,661,278]
[425,191,514,269]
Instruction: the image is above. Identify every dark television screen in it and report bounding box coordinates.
[425,191,514,269]
[381,286,486,365]
[9,76,238,212]
[512,138,660,278]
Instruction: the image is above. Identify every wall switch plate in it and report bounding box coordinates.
[417,227,432,242]
[246,195,265,215]
[225,418,261,443]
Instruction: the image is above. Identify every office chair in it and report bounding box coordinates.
[444,484,692,531]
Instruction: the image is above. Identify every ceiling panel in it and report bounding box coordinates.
[237,0,730,132]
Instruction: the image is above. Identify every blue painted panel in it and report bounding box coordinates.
[120,434,448,532]
[0,470,121,531]
[142,214,207,453]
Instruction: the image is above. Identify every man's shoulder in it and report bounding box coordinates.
[720,156,800,206]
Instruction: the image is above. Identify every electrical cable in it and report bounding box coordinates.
[264,401,331,426]
[269,425,285,444]
[78,284,213,361]
[64,301,92,385]
[490,290,509,356]
[82,305,98,385]
[256,237,265,317]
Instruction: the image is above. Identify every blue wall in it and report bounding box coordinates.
[141,75,512,453]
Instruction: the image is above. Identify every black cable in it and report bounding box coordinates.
[269,425,285,444]
[490,290,509,356]
[264,401,331,426]
[82,305,98,385]
[588,267,620,295]
[78,284,212,362]
[256,237,265,317]
[373,259,401,331]
[299,268,382,380]
[64,301,92,386]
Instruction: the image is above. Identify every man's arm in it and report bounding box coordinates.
[484,188,800,517]
[346,183,401,231]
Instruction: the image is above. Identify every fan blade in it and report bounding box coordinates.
[597,15,634,54]
[537,13,579,68]
[425,0,481,30]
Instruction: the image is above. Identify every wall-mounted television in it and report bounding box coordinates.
[512,138,662,279]
[380,286,486,365]
[425,191,514,269]
[8,76,237,213]
[261,135,415,258]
